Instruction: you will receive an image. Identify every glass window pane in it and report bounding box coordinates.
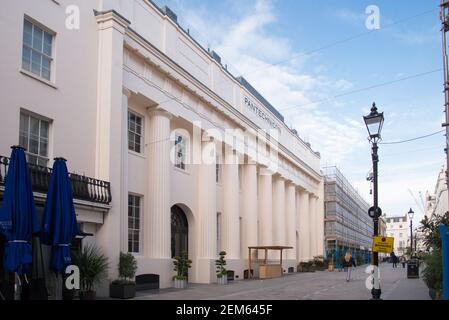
[43,32,52,56]
[41,68,50,81]
[19,134,28,150]
[30,117,39,136]
[33,26,43,51]
[31,51,41,75]
[20,113,29,133]
[29,137,39,154]
[39,140,48,157]
[40,120,49,138]
[22,45,31,71]
[23,20,32,46]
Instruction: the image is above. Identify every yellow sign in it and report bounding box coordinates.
[372,236,394,253]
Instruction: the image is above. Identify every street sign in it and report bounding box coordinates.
[372,236,394,253]
[368,206,382,218]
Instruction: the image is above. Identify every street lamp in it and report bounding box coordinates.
[363,102,384,300]
[408,208,414,258]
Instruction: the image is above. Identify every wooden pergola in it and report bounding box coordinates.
[248,246,293,279]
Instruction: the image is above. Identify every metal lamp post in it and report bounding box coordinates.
[363,102,384,300]
[408,208,414,258]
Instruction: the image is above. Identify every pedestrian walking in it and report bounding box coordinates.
[390,252,398,268]
[400,255,406,268]
[343,251,356,282]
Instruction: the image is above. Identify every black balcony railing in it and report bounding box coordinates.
[0,155,111,205]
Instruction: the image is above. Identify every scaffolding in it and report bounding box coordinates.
[323,166,373,267]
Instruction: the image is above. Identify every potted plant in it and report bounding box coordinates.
[72,244,109,300]
[215,251,228,285]
[110,252,138,299]
[297,261,308,272]
[173,251,191,289]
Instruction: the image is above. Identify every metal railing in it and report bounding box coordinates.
[0,155,111,205]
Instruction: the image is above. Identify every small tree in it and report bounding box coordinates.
[113,252,138,285]
[215,251,227,278]
[173,251,192,280]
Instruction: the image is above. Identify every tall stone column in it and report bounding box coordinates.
[222,146,240,259]
[258,167,273,247]
[315,192,325,256]
[309,193,317,258]
[120,88,130,252]
[94,11,129,288]
[298,189,310,261]
[196,136,217,283]
[285,182,296,260]
[145,109,172,259]
[272,176,286,246]
[241,162,258,260]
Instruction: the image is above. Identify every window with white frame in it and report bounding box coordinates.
[174,134,187,170]
[19,112,50,166]
[22,18,54,81]
[128,194,142,253]
[128,111,143,153]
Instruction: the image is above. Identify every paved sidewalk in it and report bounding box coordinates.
[133,262,430,300]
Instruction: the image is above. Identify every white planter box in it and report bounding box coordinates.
[174,278,187,289]
[217,275,228,285]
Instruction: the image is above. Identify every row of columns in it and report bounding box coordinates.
[141,110,323,261]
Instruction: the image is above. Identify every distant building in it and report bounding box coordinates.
[426,164,448,219]
[386,214,409,257]
[323,166,373,264]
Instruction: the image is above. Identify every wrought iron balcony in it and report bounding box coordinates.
[0,155,111,205]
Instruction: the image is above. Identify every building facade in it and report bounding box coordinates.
[386,215,410,257]
[0,0,325,294]
[323,167,373,265]
[426,164,448,219]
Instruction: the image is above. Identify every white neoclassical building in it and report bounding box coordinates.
[0,0,324,293]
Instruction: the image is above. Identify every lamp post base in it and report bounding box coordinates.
[371,288,382,300]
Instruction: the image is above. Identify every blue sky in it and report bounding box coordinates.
[153,0,444,224]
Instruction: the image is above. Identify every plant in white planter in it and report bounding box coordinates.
[215,251,228,285]
[173,251,191,289]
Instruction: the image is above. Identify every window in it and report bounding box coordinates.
[399,225,402,229]
[22,18,54,81]
[399,233,402,238]
[174,134,187,170]
[128,111,143,153]
[128,194,141,253]
[216,155,222,183]
[19,112,50,166]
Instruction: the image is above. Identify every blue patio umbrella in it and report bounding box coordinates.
[0,146,40,275]
[42,158,80,273]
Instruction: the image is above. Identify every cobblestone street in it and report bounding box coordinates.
[134,263,430,300]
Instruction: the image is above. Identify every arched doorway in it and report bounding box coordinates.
[171,205,188,258]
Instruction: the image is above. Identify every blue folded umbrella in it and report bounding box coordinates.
[0,146,40,275]
[42,158,80,273]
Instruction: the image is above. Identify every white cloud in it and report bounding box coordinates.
[175,0,360,164]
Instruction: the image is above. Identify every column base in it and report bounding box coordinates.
[194,258,215,284]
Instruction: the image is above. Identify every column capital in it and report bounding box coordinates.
[147,107,172,120]
[122,87,132,98]
[95,9,130,32]
[259,166,274,176]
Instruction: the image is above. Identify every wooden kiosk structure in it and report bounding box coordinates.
[247,246,293,279]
